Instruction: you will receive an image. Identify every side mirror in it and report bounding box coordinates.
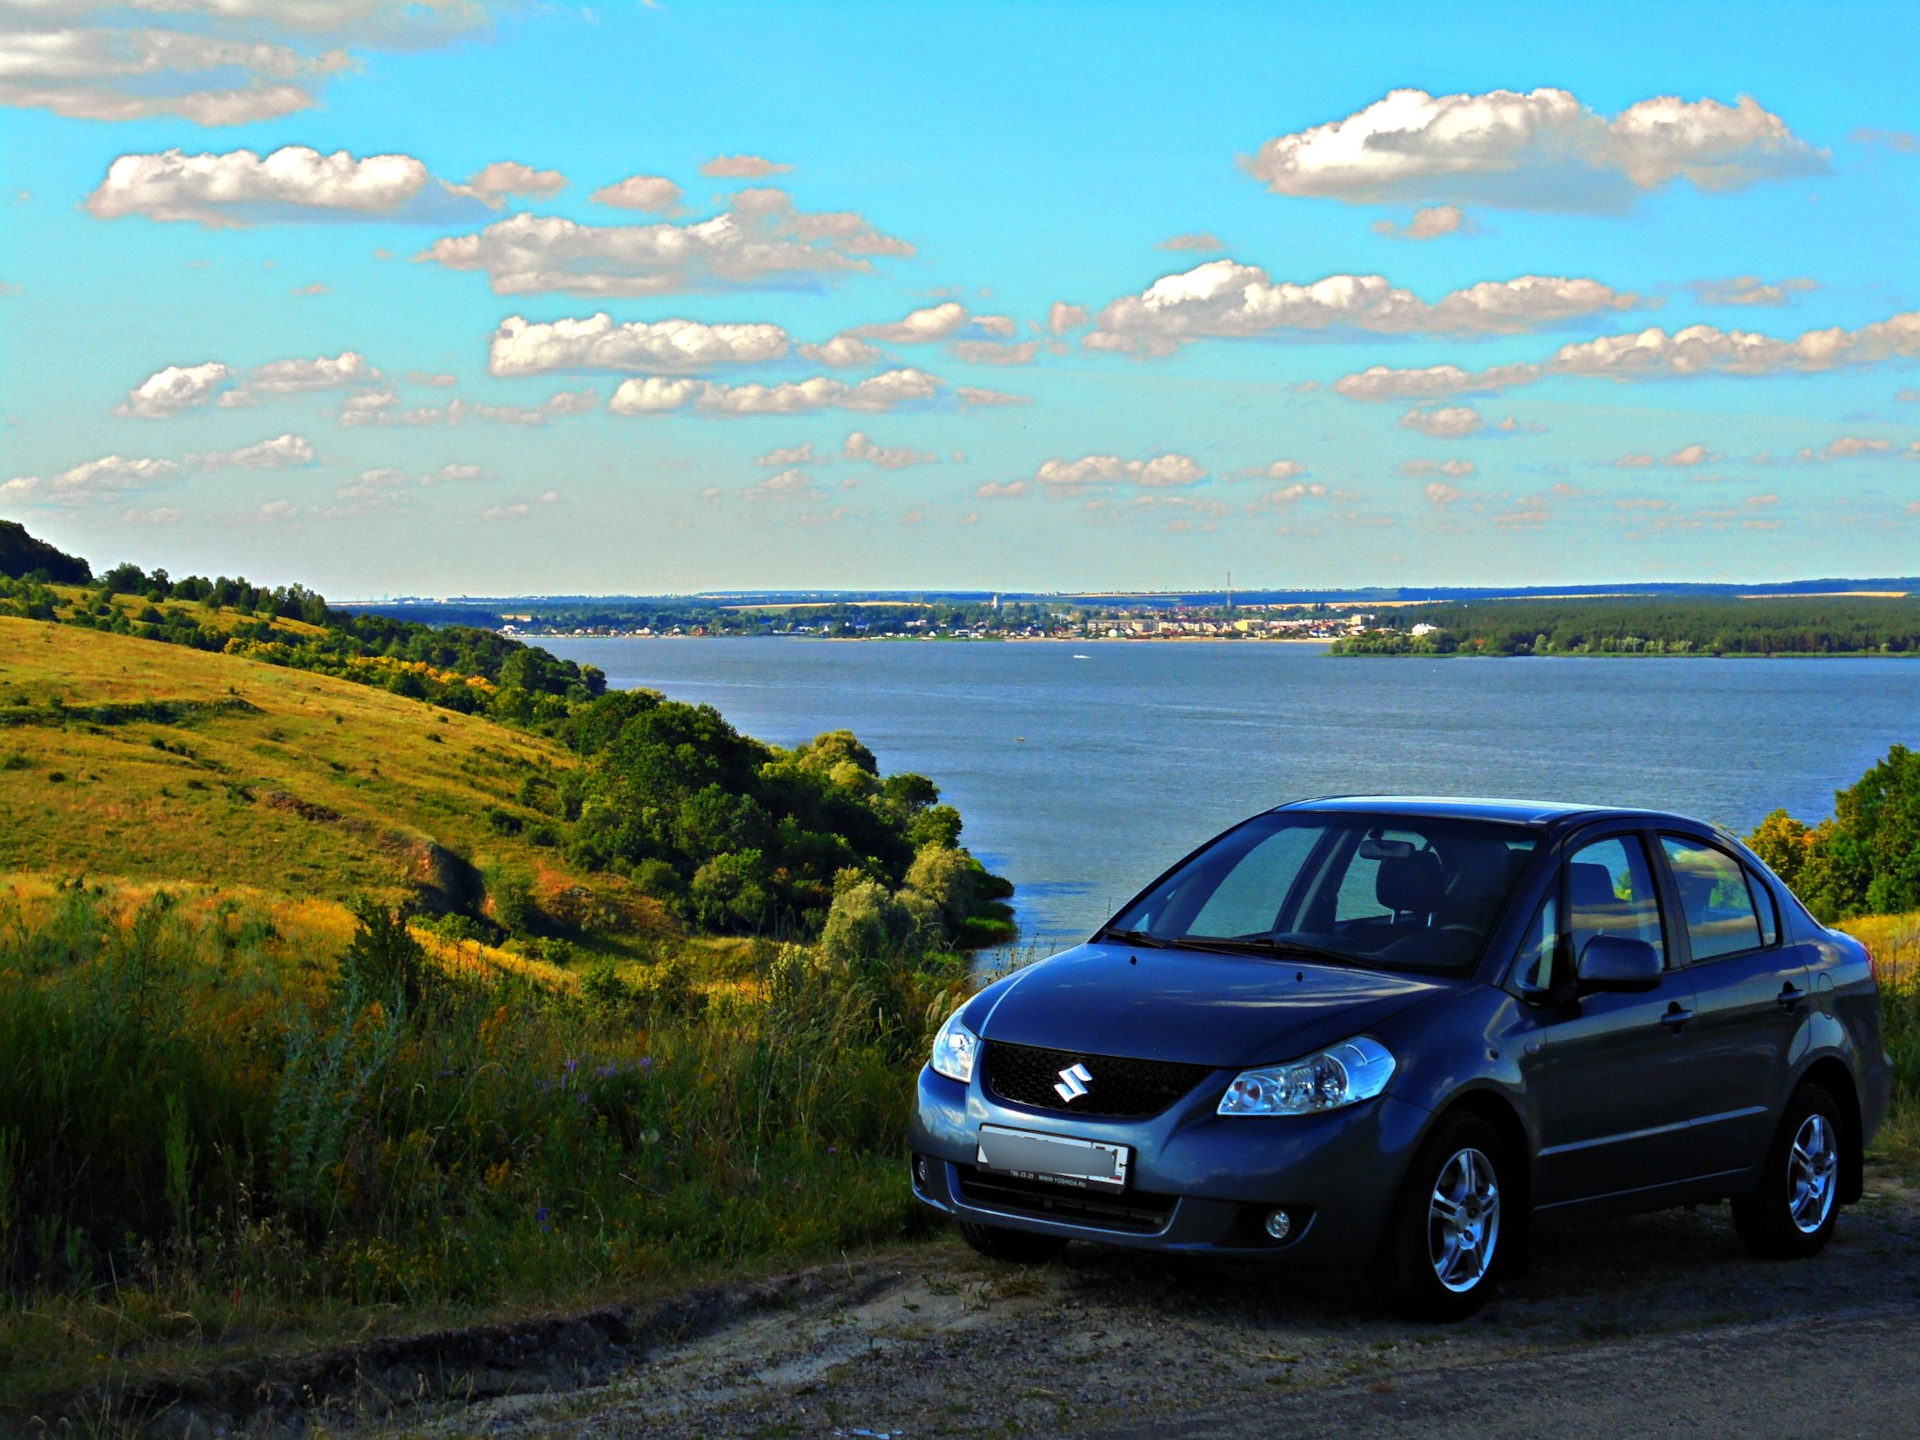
[1576,934,1663,993]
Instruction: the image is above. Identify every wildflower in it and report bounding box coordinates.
[564,1057,578,1074]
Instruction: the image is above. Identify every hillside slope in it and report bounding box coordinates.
[0,616,660,943]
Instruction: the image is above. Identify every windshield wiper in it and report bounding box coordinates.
[1176,934,1372,968]
[1097,926,1171,948]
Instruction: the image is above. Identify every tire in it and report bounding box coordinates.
[1378,1114,1511,1322]
[1733,1083,1846,1260]
[955,1218,1068,1264]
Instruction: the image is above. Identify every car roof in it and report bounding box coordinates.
[1270,794,1681,828]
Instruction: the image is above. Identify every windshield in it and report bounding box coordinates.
[1104,813,1540,974]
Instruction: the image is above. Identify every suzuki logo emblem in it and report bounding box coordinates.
[1054,1062,1093,1103]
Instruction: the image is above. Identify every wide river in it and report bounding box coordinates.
[543,639,1920,950]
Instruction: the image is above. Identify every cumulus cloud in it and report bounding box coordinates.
[1398,404,1482,438]
[1689,275,1818,307]
[950,340,1040,365]
[1158,232,1223,252]
[2,453,180,504]
[84,146,494,227]
[1237,459,1308,481]
[608,368,941,417]
[244,350,377,396]
[976,480,1029,499]
[1048,301,1088,334]
[1665,443,1714,467]
[488,314,790,376]
[754,443,814,467]
[797,334,883,367]
[1371,204,1471,240]
[701,154,792,178]
[852,302,971,343]
[1034,453,1207,497]
[844,432,938,469]
[1084,259,1635,355]
[1334,309,1920,400]
[1424,481,1469,505]
[118,361,235,418]
[417,188,912,296]
[1246,88,1826,212]
[0,2,493,126]
[1258,481,1327,505]
[1801,436,1896,460]
[460,160,566,204]
[187,433,317,469]
[591,173,684,213]
[744,467,821,502]
[956,385,1033,407]
[1397,459,1476,478]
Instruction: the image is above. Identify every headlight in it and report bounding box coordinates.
[930,1009,978,1084]
[1217,1036,1395,1116]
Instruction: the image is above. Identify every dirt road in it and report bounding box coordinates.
[390,1176,1920,1440]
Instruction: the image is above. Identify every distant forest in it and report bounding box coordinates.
[1334,597,1920,658]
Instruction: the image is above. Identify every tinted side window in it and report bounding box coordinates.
[1660,836,1763,961]
[1513,892,1559,991]
[1747,869,1780,947]
[1568,835,1666,967]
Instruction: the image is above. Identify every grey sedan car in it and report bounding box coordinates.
[908,797,1891,1319]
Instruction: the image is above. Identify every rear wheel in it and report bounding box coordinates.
[1378,1114,1510,1322]
[955,1218,1068,1264]
[1733,1083,1845,1260]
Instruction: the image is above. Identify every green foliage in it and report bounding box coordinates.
[336,900,428,1015]
[0,521,90,585]
[1747,746,1920,921]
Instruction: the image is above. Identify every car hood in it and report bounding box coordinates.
[972,941,1450,1071]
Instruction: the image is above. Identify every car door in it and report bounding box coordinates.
[1657,833,1812,1177]
[1534,830,1703,1205]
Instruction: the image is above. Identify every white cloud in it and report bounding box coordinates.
[1424,481,1469,505]
[188,433,317,468]
[290,282,328,296]
[797,334,883,367]
[853,301,971,343]
[744,467,820,502]
[118,361,234,418]
[1801,436,1896,460]
[1247,88,1826,212]
[339,389,597,428]
[1398,405,1483,438]
[976,480,1030,499]
[1372,204,1470,240]
[418,188,913,295]
[957,385,1033,407]
[1048,301,1088,334]
[1158,232,1223,252]
[1689,275,1818,307]
[844,432,938,469]
[1335,309,1920,400]
[1034,453,1206,496]
[1258,481,1327,505]
[2,453,180,504]
[1398,459,1476,478]
[83,146,491,227]
[461,160,566,204]
[120,506,184,526]
[1237,459,1308,481]
[754,443,814,467]
[1852,127,1918,153]
[1665,444,1714,467]
[488,314,790,376]
[950,340,1040,365]
[591,173,684,213]
[701,154,792,178]
[1085,259,1636,355]
[259,499,301,519]
[0,2,492,126]
[609,368,941,417]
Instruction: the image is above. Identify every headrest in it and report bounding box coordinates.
[1376,849,1444,914]
[1569,862,1619,911]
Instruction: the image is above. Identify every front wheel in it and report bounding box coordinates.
[955,1218,1067,1264]
[1733,1084,1846,1260]
[1378,1114,1511,1321]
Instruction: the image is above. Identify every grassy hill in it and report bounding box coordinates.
[0,616,663,951]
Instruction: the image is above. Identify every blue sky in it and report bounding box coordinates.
[2,0,1917,596]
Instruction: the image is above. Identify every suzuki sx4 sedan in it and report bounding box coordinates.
[909,798,1892,1320]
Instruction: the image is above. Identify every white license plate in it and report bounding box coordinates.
[976,1124,1129,1194]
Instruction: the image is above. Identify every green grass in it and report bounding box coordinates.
[1841,913,1920,1176]
[0,884,961,1416]
[0,616,662,957]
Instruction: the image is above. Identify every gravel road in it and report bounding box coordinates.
[400,1177,1920,1440]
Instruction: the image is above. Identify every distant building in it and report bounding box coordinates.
[1411,623,1441,637]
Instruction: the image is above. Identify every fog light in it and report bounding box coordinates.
[1264,1209,1292,1241]
[912,1155,929,1186]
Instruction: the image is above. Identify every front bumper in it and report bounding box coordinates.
[908,1063,1432,1264]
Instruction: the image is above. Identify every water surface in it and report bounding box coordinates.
[544,639,1920,947]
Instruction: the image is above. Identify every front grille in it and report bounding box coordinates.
[955,1165,1177,1234]
[983,1041,1213,1119]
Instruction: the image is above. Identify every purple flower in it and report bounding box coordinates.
[564,1058,578,1074]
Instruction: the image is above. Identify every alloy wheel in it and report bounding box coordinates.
[1427,1146,1500,1293]
[1787,1112,1839,1235]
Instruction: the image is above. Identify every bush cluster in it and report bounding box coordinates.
[1748,745,1920,922]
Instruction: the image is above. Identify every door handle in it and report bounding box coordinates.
[1661,1004,1694,1030]
[1777,984,1804,1010]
